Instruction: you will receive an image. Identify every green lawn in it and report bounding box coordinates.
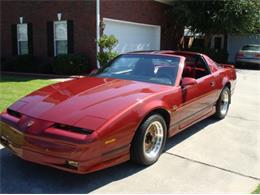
[0,75,56,112]
[253,184,260,194]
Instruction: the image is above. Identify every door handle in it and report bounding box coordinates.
[210,81,215,87]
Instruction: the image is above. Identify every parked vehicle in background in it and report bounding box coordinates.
[235,44,260,67]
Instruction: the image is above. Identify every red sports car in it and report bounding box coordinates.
[0,51,236,174]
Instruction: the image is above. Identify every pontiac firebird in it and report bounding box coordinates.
[0,51,236,174]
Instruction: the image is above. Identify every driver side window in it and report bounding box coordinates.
[195,57,210,79]
[182,55,210,80]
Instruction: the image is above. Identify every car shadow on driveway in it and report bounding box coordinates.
[165,117,217,151]
[0,117,217,194]
[0,150,145,194]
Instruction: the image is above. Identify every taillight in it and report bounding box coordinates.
[255,54,260,58]
[236,52,244,58]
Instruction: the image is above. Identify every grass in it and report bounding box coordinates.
[0,75,56,112]
[252,184,260,194]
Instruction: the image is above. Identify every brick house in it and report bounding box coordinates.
[1,0,180,70]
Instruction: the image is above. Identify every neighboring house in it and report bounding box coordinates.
[1,0,179,68]
[209,33,260,63]
[227,33,260,63]
[183,27,259,64]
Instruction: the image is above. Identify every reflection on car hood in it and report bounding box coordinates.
[9,77,170,127]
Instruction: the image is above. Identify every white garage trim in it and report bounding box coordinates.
[96,0,100,68]
[103,18,161,54]
[103,18,161,29]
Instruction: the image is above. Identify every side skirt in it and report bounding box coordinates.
[168,106,216,138]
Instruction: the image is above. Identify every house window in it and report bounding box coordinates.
[17,23,29,55]
[211,35,224,51]
[54,21,68,56]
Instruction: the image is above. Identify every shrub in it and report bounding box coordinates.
[1,55,38,73]
[97,34,119,66]
[51,54,91,75]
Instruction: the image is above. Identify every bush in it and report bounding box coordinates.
[97,34,119,66]
[51,53,90,75]
[1,55,39,73]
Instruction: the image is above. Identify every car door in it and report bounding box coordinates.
[171,55,218,131]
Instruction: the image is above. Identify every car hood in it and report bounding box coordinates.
[9,77,170,128]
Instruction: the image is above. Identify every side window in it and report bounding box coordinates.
[182,55,211,79]
[54,21,68,56]
[204,56,219,72]
[194,57,211,79]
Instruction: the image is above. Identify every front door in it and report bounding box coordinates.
[178,74,217,129]
[170,54,218,133]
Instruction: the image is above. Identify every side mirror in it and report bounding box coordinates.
[181,77,197,87]
[89,68,98,76]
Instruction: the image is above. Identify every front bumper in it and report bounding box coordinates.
[236,58,260,65]
[0,120,102,174]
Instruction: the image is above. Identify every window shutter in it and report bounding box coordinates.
[67,20,74,54]
[28,23,33,55]
[47,21,54,57]
[11,24,18,55]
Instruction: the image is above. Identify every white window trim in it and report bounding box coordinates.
[53,20,68,56]
[211,34,224,50]
[17,23,28,55]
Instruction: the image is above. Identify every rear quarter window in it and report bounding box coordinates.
[204,56,219,72]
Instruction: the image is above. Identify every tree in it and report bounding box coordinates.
[97,34,119,66]
[168,0,260,48]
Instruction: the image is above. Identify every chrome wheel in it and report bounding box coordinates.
[143,121,164,160]
[220,90,229,115]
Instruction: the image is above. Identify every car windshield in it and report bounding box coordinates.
[93,54,180,85]
[242,45,260,51]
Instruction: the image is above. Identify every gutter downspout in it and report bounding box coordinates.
[96,0,100,68]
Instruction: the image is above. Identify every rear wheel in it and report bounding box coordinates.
[131,114,167,165]
[215,86,230,119]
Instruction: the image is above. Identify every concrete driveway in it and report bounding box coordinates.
[0,69,259,193]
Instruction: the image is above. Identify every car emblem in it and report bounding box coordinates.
[172,105,178,111]
[25,120,34,128]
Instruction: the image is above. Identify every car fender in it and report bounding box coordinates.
[95,98,171,157]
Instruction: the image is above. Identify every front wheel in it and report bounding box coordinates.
[131,114,167,165]
[215,86,231,119]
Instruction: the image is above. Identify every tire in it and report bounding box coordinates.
[236,61,245,68]
[130,114,167,165]
[215,86,231,119]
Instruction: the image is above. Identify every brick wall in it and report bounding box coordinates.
[1,1,97,65]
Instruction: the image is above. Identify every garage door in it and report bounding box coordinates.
[103,18,161,54]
